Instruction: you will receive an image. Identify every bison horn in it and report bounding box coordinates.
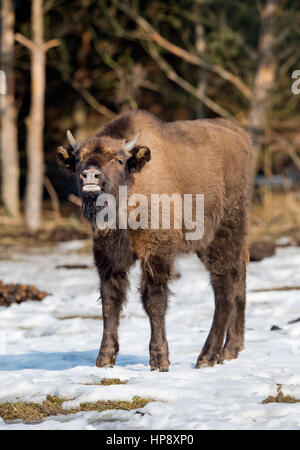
[124,130,141,152]
[66,130,78,151]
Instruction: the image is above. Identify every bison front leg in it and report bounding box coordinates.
[141,257,172,372]
[96,273,128,368]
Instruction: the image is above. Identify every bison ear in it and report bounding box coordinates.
[126,146,151,173]
[56,146,76,172]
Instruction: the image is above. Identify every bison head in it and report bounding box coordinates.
[57,130,151,223]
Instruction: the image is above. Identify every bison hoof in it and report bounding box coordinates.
[219,345,241,363]
[96,355,116,368]
[96,362,114,368]
[96,360,114,368]
[195,356,220,369]
[151,366,169,372]
[149,352,170,372]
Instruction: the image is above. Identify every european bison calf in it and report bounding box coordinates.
[57,110,252,371]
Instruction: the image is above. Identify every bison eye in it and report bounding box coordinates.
[115,159,123,165]
[76,158,81,164]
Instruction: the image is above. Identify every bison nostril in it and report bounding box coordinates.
[81,168,102,186]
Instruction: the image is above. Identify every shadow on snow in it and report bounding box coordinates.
[0,350,148,371]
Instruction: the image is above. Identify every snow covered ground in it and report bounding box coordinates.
[0,240,300,430]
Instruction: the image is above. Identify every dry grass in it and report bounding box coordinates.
[250,189,300,243]
[58,314,125,321]
[99,378,128,386]
[252,286,300,293]
[58,315,103,321]
[0,211,90,252]
[262,385,300,404]
[84,378,128,386]
[0,395,153,423]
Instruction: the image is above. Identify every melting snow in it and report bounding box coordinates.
[0,243,300,429]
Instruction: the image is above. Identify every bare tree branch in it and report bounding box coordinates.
[16,33,60,53]
[264,131,300,171]
[44,176,61,222]
[43,38,61,52]
[68,194,82,207]
[15,32,34,51]
[147,43,236,121]
[115,1,251,99]
[69,78,116,119]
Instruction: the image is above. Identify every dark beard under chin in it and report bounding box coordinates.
[81,193,101,224]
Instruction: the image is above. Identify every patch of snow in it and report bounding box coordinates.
[0,244,300,429]
[276,236,297,247]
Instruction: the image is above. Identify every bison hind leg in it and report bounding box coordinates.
[196,217,247,368]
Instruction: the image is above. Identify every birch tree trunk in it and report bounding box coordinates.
[249,0,280,175]
[0,0,20,219]
[25,0,45,230]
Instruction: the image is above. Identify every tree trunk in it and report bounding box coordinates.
[195,4,207,119]
[0,0,21,219]
[25,0,45,230]
[248,0,280,175]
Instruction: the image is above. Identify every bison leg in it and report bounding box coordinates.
[196,222,247,368]
[196,271,236,368]
[220,265,246,362]
[141,256,172,372]
[96,272,128,368]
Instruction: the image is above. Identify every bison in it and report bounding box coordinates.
[57,109,252,371]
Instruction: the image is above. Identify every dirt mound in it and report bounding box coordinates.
[0,281,49,307]
[37,227,90,242]
[0,224,90,250]
[55,264,90,269]
[249,240,276,262]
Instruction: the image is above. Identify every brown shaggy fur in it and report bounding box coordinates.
[57,110,252,371]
